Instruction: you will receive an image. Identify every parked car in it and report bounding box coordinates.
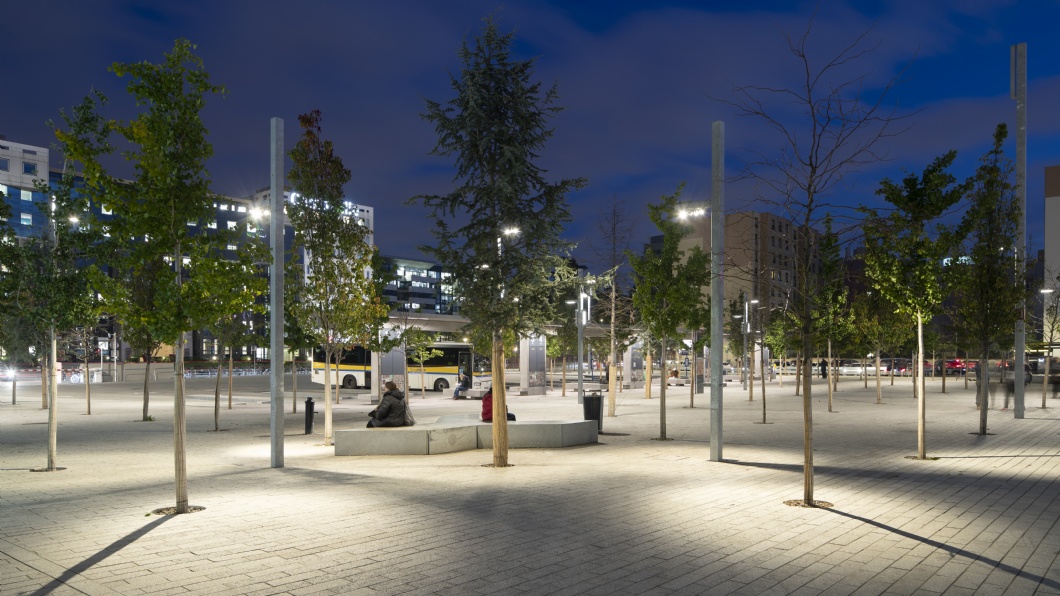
[934,359,967,376]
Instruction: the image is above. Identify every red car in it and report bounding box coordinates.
[934,359,967,376]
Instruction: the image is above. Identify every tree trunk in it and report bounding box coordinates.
[491,329,509,467]
[608,286,618,417]
[916,312,927,459]
[214,357,223,432]
[801,332,814,505]
[324,349,334,446]
[561,355,567,396]
[827,339,834,413]
[1043,352,1051,407]
[862,355,868,389]
[227,351,234,410]
[143,355,152,420]
[761,348,767,424]
[645,350,653,400]
[659,336,668,440]
[40,365,47,409]
[978,348,990,435]
[84,361,91,415]
[420,362,426,399]
[875,350,882,404]
[795,352,801,396]
[175,330,189,514]
[12,375,16,405]
[291,360,298,414]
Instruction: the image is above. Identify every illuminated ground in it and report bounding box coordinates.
[2,373,1058,595]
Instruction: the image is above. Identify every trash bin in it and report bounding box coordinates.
[583,390,602,432]
[304,397,315,435]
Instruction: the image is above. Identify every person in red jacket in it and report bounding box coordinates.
[481,386,515,422]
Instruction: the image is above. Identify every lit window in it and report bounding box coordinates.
[227,244,237,251]
[247,224,256,234]
[236,206,247,213]
[227,221,236,230]
[21,189,32,201]
[21,213,32,226]
[101,204,112,215]
[187,220,197,227]
[23,162,37,176]
[0,158,8,171]
[208,221,217,229]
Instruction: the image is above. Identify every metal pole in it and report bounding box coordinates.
[269,117,285,467]
[577,282,585,404]
[1012,43,1027,419]
[710,121,725,462]
[743,300,749,391]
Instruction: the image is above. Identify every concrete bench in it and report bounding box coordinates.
[333,414,597,456]
[464,388,488,399]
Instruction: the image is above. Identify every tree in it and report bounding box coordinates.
[287,109,390,446]
[17,91,111,471]
[66,39,227,513]
[628,186,710,440]
[414,17,585,467]
[862,151,964,459]
[815,216,850,413]
[1039,275,1060,409]
[405,327,442,400]
[199,228,268,431]
[722,19,910,505]
[951,124,1024,436]
[588,197,637,416]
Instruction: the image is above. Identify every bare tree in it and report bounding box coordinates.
[720,19,909,506]
[587,197,636,416]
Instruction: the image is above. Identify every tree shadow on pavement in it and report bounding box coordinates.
[29,515,171,596]
[826,508,1060,592]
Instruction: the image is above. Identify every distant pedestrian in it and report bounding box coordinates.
[820,359,828,379]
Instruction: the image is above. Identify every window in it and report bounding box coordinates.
[22,149,36,156]
[236,205,247,213]
[0,183,7,196]
[0,158,8,171]
[187,220,197,227]
[247,224,256,234]
[208,221,217,229]
[227,221,237,230]
[20,213,32,226]
[227,244,237,251]
[21,189,32,201]
[101,204,112,215]
[23,162,37,176]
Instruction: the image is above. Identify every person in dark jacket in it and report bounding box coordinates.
[453,372,471,399]
[820,359,828,379]
[367,381,409,428]
[481,386,515,422]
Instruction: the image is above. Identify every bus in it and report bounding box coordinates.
[311,342,490,392]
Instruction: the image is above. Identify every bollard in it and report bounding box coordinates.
[304,397,315,435]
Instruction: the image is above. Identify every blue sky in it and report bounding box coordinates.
[3,1,1057,267]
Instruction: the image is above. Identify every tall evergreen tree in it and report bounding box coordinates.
[413,17,585,467]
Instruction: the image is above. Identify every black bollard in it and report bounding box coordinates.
[304,397,315,435]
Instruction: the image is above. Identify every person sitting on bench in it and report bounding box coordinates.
[453,372,471,399]
[481,386,515,422]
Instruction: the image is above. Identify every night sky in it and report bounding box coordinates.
[4,1,1058,267]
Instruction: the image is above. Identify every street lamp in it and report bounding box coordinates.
[742,298,759,390]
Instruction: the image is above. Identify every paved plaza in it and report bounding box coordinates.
[3,373,1060,595]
